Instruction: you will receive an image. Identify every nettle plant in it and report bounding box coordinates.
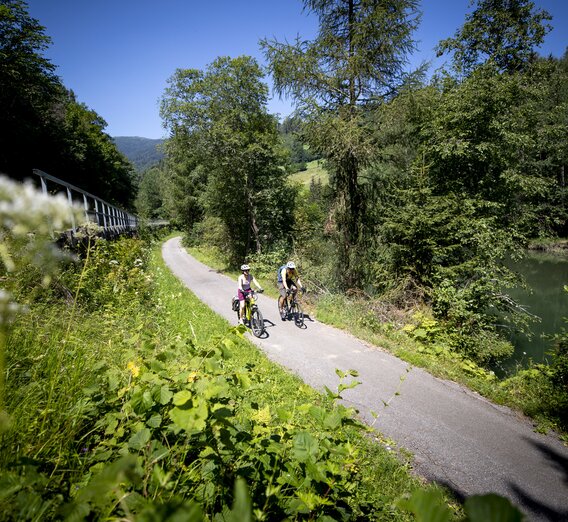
[67,329,368,520]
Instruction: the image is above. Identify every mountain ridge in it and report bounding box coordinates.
[113,136,165,172]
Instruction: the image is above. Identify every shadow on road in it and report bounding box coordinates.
[506,438,568,521]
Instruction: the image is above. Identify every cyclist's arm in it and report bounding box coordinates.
[251,276,263,291]
[295,276,304,290]
[281,268,289,290]
[237,274,245,292]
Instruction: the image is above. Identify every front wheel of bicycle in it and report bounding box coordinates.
[251,308,265,337]
[290,301,304,327]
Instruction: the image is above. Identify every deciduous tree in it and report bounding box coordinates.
[160,56,290,263]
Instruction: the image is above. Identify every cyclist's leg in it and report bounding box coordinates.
[278,283,287,320]
[237,289,246,324]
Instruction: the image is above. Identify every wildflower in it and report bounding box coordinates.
[127,361,140,378]
[0,289,26,326]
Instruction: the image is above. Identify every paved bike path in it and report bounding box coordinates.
[162,237,568,521]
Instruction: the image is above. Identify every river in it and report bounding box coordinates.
[498,251,568,374]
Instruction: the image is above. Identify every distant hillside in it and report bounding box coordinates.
[113,136,165,172]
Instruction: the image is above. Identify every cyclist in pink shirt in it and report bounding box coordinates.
[237,264,263,324]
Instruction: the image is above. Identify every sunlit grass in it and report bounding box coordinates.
[153,243,453,516]
[3,237,456,518]
[289,159,329,187]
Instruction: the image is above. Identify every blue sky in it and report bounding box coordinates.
[26,1,568,139]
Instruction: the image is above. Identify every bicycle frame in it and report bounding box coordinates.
[243,291,257,321]
[240,290,265,337]
[284,289,304,327]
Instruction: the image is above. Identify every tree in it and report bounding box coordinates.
[160,56,290,263]
[262,0,420,287]
[0,0,60,177]
[0,1,135,208]
[436,0,552,75]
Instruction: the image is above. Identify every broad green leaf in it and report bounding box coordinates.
[128,428,151,451]
[169,399,208,433]
[172,389,192,406]
[323,410,343,430]
[146,413,162,428]
[292,432,319,462]
[308,405,326,423]
[130,389,154,414]
[397,489,452,522]
[221,478,252,522]
[464,494,524,522]
[157,385,173,405]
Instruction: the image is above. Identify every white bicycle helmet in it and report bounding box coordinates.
[286,261,296,269]
[241,264,250,271]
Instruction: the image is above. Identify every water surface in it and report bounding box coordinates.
[500,252,568,372]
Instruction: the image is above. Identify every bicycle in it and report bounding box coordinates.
[282,288,304,327]
[235,289,265,337]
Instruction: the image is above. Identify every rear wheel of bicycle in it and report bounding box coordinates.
[291,301,304,327]
[251,308,264,337]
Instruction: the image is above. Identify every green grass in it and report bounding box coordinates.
[289,159,329,187]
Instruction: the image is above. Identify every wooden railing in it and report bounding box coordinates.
[33,169,138,236]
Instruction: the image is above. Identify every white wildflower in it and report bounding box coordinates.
[0,175,82,237]
[0,289,26,326]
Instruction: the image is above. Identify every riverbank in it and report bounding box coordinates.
[528,238,568,255]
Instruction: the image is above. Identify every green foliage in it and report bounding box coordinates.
[399,489,523,522]
[62,236,153,310]
[412,58,568,239]
[262,0,421,288]
[135,166,167,219]
[3,234,450,520]
[436,0,552,75]
[160,56,291,264]
[114,137,165,173]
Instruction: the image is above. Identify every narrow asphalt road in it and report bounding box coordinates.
[162,237,568,521]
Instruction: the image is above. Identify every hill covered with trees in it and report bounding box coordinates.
[113,136,164,173]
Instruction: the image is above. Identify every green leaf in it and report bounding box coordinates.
[323,410,343,430]
[397,489,452,522]
[128,428,151,451]
[146,413,162,428]
[292,432,319,462]
[130,389,155,413]
[169,399,208,434]
[156,385,173,405]
[172,389,192,406]
[223,478,252,522]
[464,494,524,522]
